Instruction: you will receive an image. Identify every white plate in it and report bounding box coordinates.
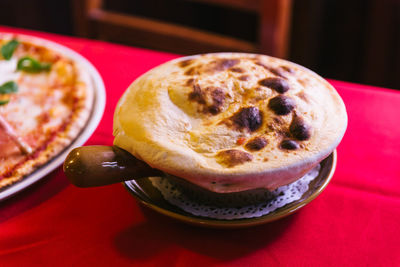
[0,34,106,201]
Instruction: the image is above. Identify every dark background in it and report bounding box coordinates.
[0,0,398,89]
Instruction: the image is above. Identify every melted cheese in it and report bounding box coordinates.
[0,58,21,86]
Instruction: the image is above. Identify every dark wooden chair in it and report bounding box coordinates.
[72,0,292,58]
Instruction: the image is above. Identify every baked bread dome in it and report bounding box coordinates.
[113,53,347,193]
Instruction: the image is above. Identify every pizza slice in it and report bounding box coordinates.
[0,34,94,189]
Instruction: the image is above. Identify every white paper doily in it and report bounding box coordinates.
[150,164,320,220]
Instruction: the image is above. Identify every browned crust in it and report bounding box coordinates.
[113,52,348,193]
[216,149,253,168]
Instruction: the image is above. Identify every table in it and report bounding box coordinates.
[0,26,399,267]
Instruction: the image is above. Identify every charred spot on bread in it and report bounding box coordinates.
[208,87,225,114]
[280,65,294,73]
[254,61,270,71]
[273,117,283,124]
[184,67,198,76]
[188,84,206,104]
[179,59,194,68]
[238,75,250,81]
[185,78,195,86]
[290,116,311,141]
[258,77,290,93]
[229,67,245,73]
[216,149,253,167]
[268,65,295,77]
[188,84,226,115]
[266,67,286,78]
[216,58,240,71]
[207,58,240,73]
[245,136,268,151]
[231,107,263,132]
[254,61,287,78]
[268,95,296,115]
[280,139,299,150]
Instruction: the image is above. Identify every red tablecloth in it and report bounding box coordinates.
[0,26,399,267]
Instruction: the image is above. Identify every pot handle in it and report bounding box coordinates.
[63,145,162,187]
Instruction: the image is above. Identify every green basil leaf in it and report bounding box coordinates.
[0,99,10,105]
[17,56,52,73]
[1,40,19,60]
[40,62,51,71]
[0,81,18,94]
